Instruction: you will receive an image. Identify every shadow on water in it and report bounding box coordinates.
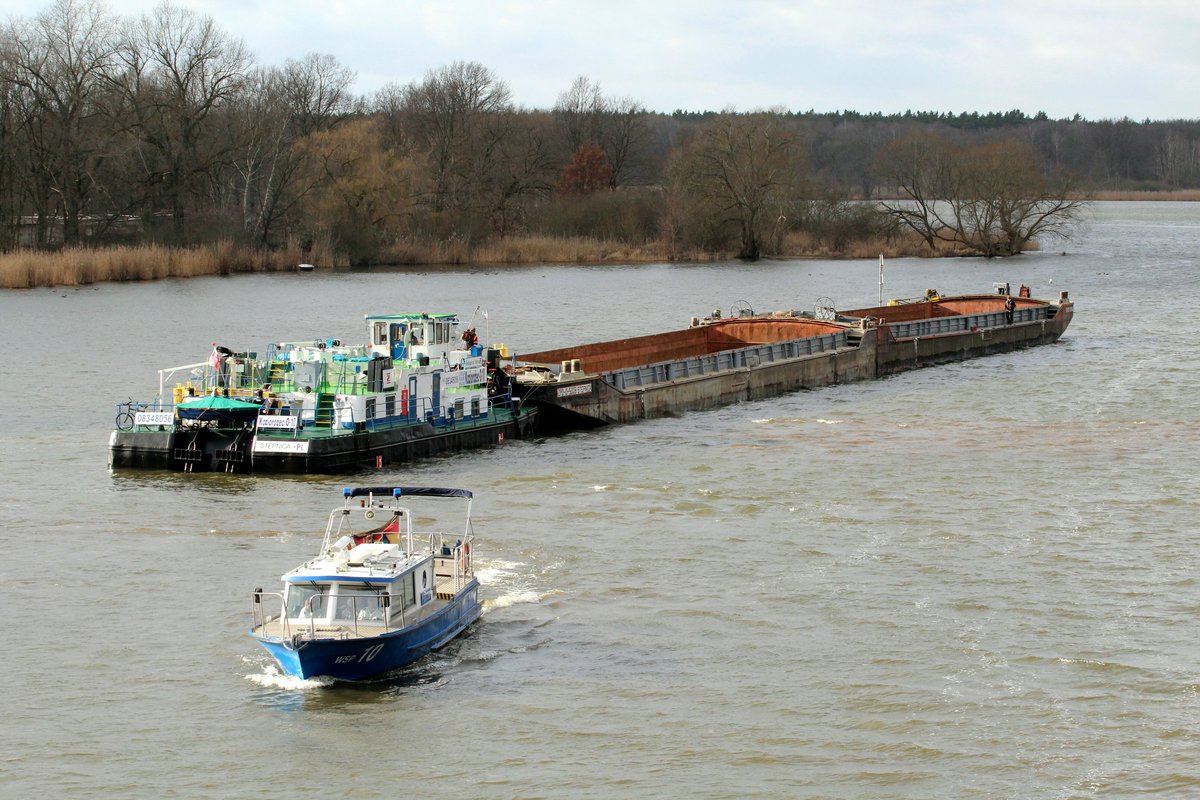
[245,622,488,710]
[108,469,345,495]
[246,616,553,712]
[247,660,449,712]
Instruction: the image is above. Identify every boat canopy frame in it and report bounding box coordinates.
[320,486,475,556]
[344,486,473,499]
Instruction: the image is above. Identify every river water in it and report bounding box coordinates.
[1,202,1197,798]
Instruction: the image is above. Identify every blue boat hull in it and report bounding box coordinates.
[252,582,480,681]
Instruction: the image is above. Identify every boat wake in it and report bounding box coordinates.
[244,660,333,690]
[483,590,541,613]
[477,559,545,613]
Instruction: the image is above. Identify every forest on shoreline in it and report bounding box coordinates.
[3,1,1199,288]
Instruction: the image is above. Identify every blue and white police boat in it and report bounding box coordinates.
[250,486,481,681]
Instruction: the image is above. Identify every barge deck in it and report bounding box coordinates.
[513,289,1073,430]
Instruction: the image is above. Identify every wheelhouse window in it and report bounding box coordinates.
[286,584,329,620]
[403,572,416,608]
[433,321,451,344]
[334,586,387,622]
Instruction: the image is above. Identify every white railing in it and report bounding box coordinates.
[252,590,407,640]
[156,361,212,405]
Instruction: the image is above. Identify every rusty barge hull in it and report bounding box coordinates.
[515,293,1073,431]
[519,318,875,430]
[849,294,1074,375]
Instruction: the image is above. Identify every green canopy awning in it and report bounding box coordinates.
[177,394,264,422]
[179,395,263,410]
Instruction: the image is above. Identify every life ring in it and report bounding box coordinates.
[460,541,470,572]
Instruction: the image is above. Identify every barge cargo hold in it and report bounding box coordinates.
[513,289,1072,431]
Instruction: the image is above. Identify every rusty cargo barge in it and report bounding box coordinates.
[513,288,1073,431]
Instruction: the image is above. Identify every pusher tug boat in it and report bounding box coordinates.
[108,311,535,473]
[250,486,481,681]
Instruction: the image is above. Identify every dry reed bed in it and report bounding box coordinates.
[2,224,1080,290]
[1087,189,1200,201]
[0,235,952,289]
[0,241,344,289]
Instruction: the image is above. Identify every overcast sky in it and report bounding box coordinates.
[3,0,1197,120]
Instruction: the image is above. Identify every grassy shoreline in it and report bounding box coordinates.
[0,241,342,289]
[3,191,1195,289]
[0,234,1030,289]
[1,235,908,289]
[1084,189,1200,201]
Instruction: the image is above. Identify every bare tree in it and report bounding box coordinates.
[231,53,355,243]
[554,75,604,153]
[111,1,252,242]
[376,81,555,243]
[670,113,807,260]
[878,131,1085,256]
[400,60,511,215]
[600,95,650,187]
[3,0,120,245]
[962,140,1086,256]
[469,109,556,237]
[553,77,650,187]
[0,33,22,247]
[278,51,355,138]
[1154,127,1200,188]
[226,66,287,240]
[370,80,411,153]
[874,130,957,250]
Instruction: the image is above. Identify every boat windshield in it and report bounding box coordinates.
[286,584,329,619]
[334,586,387,622]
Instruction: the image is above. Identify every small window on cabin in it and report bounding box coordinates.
[374,322,387,346]
[286,585,329,620]
[334,586,386,622]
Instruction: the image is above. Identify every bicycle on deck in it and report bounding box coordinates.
[114,399,150,431]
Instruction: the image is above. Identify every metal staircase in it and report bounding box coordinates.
[314,393,336,427]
